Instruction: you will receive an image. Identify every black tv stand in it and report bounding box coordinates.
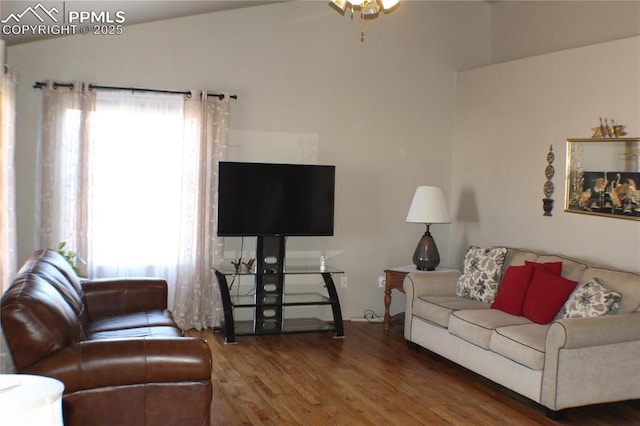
[214,236,344,343]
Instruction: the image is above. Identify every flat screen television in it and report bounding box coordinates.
[217,161,335,237]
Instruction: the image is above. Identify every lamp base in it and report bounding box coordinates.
[412,228,440,271]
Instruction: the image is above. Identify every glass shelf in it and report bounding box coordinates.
[214,256,344,343]
[218,264,344,276]
[232,317,336,336]
[231,292,334,308]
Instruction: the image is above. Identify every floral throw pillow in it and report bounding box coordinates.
[456,246,507,303]
[559,277,622,319]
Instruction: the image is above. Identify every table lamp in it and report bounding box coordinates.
[0,374,64,426]
[405,186,451,271]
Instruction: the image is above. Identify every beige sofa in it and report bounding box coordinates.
[403,247,640,417]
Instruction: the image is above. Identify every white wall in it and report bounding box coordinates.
[7,1,491,321]
[451,36,640,273]
[490,1,640,63]
[9,0,638,326]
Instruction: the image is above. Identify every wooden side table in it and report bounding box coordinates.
[383,265,415,330]
[383,265,458,330]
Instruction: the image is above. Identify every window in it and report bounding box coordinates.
[88,92,185,268]
[39,84,229,329]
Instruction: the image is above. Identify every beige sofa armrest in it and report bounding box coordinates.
[546,313,640,350]
[542,313,640,411]
[403,269,460,341]
[403,270,460,298]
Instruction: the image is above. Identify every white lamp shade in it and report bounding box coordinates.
[406,186,451,224]
[0,374,64,426]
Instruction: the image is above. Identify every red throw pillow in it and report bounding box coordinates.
[491,264,535,316]
[525,260,562,276]
[522,268,578,324]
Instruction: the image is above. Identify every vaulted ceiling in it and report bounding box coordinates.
[1,1,285,45]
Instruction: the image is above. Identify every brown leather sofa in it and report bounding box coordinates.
[1,249,212,425]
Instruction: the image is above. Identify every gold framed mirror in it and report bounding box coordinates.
[565,138,640,220]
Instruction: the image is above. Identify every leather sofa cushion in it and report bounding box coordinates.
[449,309,532,349]
[21,249,84,297]
[1,274,84,369]
[88,310,177,333]
[490,323,549,370]
[82,279,168,319]
[18,260,89,337]
[88,326,183,340]
[414,296,488,327]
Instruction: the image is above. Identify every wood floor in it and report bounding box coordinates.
[187,321,640,425]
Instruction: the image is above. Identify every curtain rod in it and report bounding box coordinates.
[33,81,238,100]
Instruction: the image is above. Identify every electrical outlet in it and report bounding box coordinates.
[341,276,348,288]
[378,276,386,288]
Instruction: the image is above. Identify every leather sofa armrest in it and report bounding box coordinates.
[23,337,212,393]
[546,313,640,350]
[82,278,168,319]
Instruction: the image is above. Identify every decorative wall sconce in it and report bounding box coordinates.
[543,145,555,216]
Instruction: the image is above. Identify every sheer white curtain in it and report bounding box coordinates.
[1,40,19,373]
[1,41,18,293]
[38,84,229,330]
[38,81,94,260]
[173,92,229,330]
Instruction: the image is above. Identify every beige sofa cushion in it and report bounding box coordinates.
[490,323,548,370]
[537,254,587,282]
[503,249,588,282]
[502,248,538,271]
[448,309,532,349]
[413,296,488,327]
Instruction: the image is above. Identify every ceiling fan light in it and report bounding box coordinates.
[330,0,348,11]
[380,0,400,10]
[330,0,400,41]
[362,1,380,15]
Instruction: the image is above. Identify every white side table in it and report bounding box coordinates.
[0,374,64,426]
